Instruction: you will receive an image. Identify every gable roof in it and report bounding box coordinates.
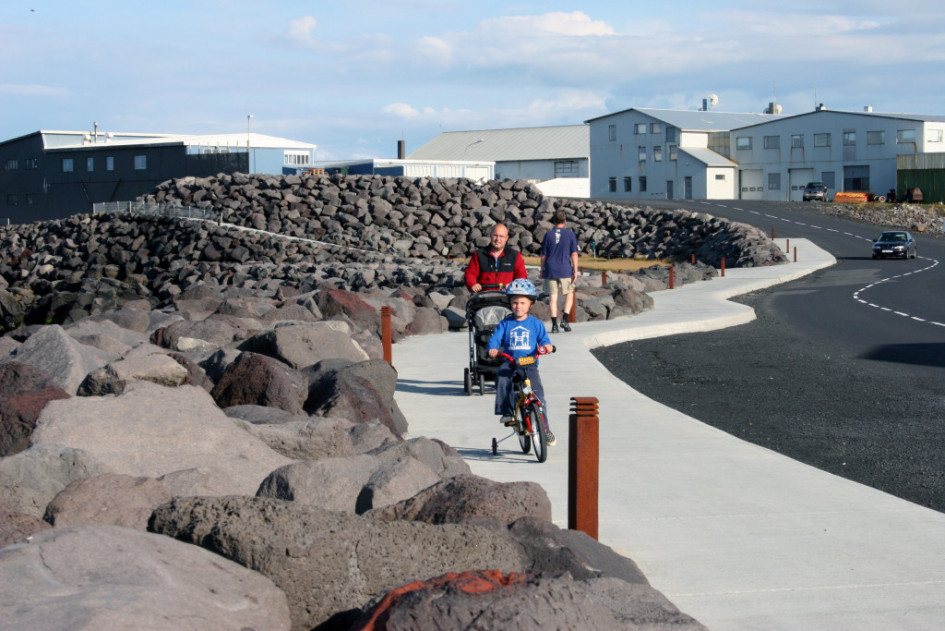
[408,125,588,162]
[40,131,316,152]
[731,108,945,131]
[586,107,780,131]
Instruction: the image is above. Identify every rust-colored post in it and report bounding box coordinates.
[720,257,726,277]
[786,238,790,253]
[669,266,675,289]
[771,228,775,239]
[794,246,797,262]
[381,306,392,365]
[568,294,577,324]
[691,253,695,264]
[601,270,607,286]
[569,397,599,539]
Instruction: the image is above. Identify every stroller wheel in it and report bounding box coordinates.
[463,368,472,395]
[491,437,497,455]
[478,376,485,396]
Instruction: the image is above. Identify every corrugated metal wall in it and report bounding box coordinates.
[897,153,945,202]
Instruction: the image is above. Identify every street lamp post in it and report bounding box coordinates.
[247,114,253,173]
[463,138,483,159]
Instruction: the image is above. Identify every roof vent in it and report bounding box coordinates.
[765,102,782,114]
[816,103,827,111]
[864,105,873,112]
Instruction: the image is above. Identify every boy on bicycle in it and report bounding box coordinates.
[486,278,556,446]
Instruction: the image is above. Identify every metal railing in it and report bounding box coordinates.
[93,201,219,222]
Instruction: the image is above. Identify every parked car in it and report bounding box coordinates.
[802,182,828,201]
[871,230,917,259]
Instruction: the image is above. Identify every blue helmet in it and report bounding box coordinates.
[506,278,538,301]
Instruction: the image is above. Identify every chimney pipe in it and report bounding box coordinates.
[397,140,405,160]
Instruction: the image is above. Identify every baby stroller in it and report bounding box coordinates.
[463,290,511,395]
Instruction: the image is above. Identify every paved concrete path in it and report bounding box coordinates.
[393,239,945,630]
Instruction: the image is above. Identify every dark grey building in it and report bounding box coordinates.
[1,129,318,224]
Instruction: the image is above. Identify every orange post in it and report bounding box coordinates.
[568,397,599,539]
[669,266,675,289]
[721,257,726,277]
[601,270,607,286]
[794,246,797,262]
[771,228,775,239]
[381,306,392,365]
[568,295,577,324]
[691,253,695,264]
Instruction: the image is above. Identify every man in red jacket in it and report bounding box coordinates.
[465,223,527,292]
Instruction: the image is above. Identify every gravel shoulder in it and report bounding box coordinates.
[591,285,945,513]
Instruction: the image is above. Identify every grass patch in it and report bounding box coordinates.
[522,256,669,272]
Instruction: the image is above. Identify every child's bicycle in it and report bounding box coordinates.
[491,346,555,463]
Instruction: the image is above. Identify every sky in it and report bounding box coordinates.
[3,1,945,161]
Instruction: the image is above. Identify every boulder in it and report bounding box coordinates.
[148,495,525,631]
[1,325,111,394]
[30,381,293,496]
[78,346,190,395]
[305,359,407,437]
[0,524,292,630]
[240,321,369,369]
[0,444,110,518]
[0,503,51,546]
[365,473,551,524]
[44,473,174,530]
[210,351,309,414]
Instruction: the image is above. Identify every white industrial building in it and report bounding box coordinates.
[586,107,779,201]
[587,105,945,203]
[729,108,945,201]
[408,125,589,197]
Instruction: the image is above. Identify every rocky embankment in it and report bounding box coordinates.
[0,173,790,629]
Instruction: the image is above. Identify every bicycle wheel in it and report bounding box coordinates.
[527,402,547,463]
[517,406,531,454]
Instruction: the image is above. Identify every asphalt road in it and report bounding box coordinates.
[592,200,945,513]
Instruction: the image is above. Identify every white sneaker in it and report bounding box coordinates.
[545,431,556,446]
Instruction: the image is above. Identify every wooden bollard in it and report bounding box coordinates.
[771,228,775,239]
[569,396,599,540]
[381,306,392,365]
[794,246,797,262]
[720,257,725,276]
[669,266,674,289]
[786,238,790,253]
[691,253,695,264]
[601,270,607,286]
[568,295,576,323]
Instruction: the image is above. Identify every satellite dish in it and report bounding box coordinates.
[708,94,719,107]
[772,103,783,114]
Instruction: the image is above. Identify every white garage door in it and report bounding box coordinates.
[739,169,763,200]
[789,168,815,202]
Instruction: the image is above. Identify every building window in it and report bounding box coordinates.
[87,157,94,172]
[106,156,115,171]
[608,124,617,141]
[639,176,647,192]
[26,193,36,205]
[650,123,661,134]
[763,135,780,149]
[929,130,944,143]
[623,177,632,192]
[843,131,856,146]
[791,134,803,148]
[62,158,74,172]
[634,123,647,135]
[665,127,677,143]
[6,194,18,206]
[844,165,870,191]
[283,150,311,166]
[4,159,18,170]
[814,133,831,147]
[608,177,617,192]
[897,129,916,144]
[554,160,579,177]
[736,136,752,150]
[867,131,885,145]
[715,174,726,180]
[653,146,662,162]
[638,146,646,162]
[767,173,781,190]
[25,158,38,169]
[134,155,147,170]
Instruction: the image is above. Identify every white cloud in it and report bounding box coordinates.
[285,16,318,47]
[0,83,69,97]
[381,102,422,118]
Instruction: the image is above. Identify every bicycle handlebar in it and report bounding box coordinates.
[495,346,556,366]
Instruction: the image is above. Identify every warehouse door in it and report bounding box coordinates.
[739,169,763,200]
